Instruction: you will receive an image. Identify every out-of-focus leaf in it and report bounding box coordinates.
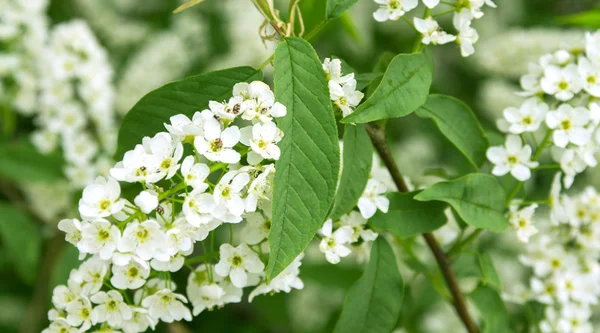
[267,37,340,280]
[339,12,361,42]
[0,141,64,183]
[355,72,383,91]
[0,203,41,284]
[557,9,600,28]
[470,285,510,333]
[370,191,447,238]
[415,174,509,233]
[334,238,404,333]
[330,124,372,220]
[50,245,80,291]
[416,94,489,169]
[326,0,360,19]
[342,51,433,123]
[116,67,262,159]
[478,253,502,290]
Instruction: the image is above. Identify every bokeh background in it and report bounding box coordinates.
[1,0,600,332]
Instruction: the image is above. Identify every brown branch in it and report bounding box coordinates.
[364,123,479,333]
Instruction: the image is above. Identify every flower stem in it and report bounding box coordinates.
[364,123,479,333]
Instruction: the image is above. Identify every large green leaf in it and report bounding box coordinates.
[0,141,64,183]
[341,52,433,123]
[470,285,510,333]
[0,203,41,284]
[478,253,502,290]
[326,0,360,19]
[334,237,404,333]
[370,191,447,238]
[115,67,262,159]
[330,124,372,220]
[414,174,509,233]
[267,37,340,280]
[416,94,489,169]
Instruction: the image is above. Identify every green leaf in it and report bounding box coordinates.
[355,72,383,91]
[0,141,64,183]
[469,285,510,333]
[334,237,404,333]
[267,37,340,279]
[0,203,41,284]
[370,191,447,238]
[173,0,206,13]
[115,67,262,159]
[326,0,360,19]
[478,253,502,290]
[51,246,80,291]
[330,124,372,220]
[341,52,433,123]
[416,94,489,169]
[414,174,509,233]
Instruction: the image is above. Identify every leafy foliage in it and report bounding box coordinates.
[116,67,262,159]
[0,203,41,284]
[370,191,447,238]
[470,285,510,333]
[267,37,340,279]
[341,51,433,123]
[334,237,404,333]
[330,124,372,220]
[415,174,509,232]
[416,94,489,169]
[326,0,360,19]
[0,141,64,183]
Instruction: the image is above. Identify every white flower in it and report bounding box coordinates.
[554,148,586,188]
[141,289,192,323]
[245,164,275,212]
[52,285,78,310]
[422,0,439,8]
[329,79,364,117]
[142,132,184,180]
[249,254,304,302]
[339,211,378,243]
[586,30,600,64]
[58,218,83,246]
[501,98,548,134]
[42,319,78,333]
[508,203,538,243]
[110,261,150,290]
[194,118,241,163]
[486,135,539,181]
[209,96,244,121]
[453,10,479,57]
[164,111,208,142]
[240,122,283,163]
[319,220,353,264]
[518,62,544,97]
[65,297,93,331]
[468,0,496,19]
[214,243,265,288]
[180,156,209,191]
[357,178,390,219]
[78,177,125,218]
[79,219,121,260]
[540,64,583,101]
[110,145,162,183]
[373,0,418,22]
[76,258,110,295]
[546,104,591,148]
[322,58,355,85]
[578,56,600,97]
[414,17,456,45]
[90,290,132,327]
[183,189,217,226]
[134,190,159,214]
[242,212,271,245]
[186,265,226,315]
[213,171,250,222]
[120,307,156,333]
[118,220,167,261]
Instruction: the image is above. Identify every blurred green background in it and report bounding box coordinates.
[2,0,600,332]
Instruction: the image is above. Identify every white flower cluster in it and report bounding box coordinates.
[487,30,600,188]
[322,58,365,117]
[318,212,379,264]
[32,20,118,189]
[507,174,600,333]
[371,0,497,57]
[0,0,48,114]
[45,81,305,332]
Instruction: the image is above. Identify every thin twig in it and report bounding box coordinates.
[364,123,479,333]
